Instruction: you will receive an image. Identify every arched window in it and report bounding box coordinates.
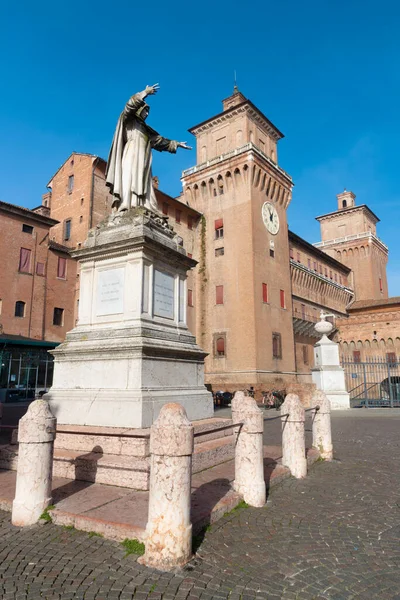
[342,200,347,208]
[15,301,25,318]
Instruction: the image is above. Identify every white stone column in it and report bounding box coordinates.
[12,400,56,527]
[281,393,307,479]
[142,403,194,571]
[311,313,350,410]
[311,390,333,461]
[231,392,265,507]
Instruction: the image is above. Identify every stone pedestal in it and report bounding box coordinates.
[46,209,213,428]
[311,315,350,410]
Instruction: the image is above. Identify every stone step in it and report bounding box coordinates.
[193,436,235,473]
[52,449,150,490]
[54,417,233,457]
[0,424,236,491]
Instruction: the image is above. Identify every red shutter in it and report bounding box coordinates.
[214,218,223,230]
[379,277,383,291]
[175,209,181,223]
[307,259,311,268]
[57,257,67,279]
[19,248,31,272]
[187,253,192,258]
[296,252,301,263]
[216,338,225,354]
[289,247,294,259]
[162,202,169,216]
[262,283,268,303]
[188,289,193,307]
[216,285,224,305]
[353,351,361,363]
[280,289,285,308]
[187,215,193,230]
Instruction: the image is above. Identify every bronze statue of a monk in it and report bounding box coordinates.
[106,84,191,213]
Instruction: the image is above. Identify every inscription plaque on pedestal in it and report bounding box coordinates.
[154,269,174,319]
[96,268,124,316]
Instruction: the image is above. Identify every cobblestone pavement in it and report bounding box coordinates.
[0,410,399,599]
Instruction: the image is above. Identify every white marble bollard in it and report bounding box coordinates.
[281,394,307,479]
[231,392,266,507]
[142,403,194,571]
[12,400,56,526]
[311,390,333,461]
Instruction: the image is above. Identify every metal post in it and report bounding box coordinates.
[387,360,394,408]
[44,359,49,391]
[363,363,368,408]
[7,357,12,388]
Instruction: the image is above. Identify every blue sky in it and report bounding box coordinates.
[2,0,400,293]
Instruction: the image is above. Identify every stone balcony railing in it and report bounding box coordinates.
[181,142,292,182]
[313,231,388,252]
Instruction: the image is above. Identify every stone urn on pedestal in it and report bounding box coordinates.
[311,313,350,410]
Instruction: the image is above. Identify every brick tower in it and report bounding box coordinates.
[315,190,389,301]
[181,88,296,391]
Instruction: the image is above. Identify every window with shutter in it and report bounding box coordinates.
[64,220,72,241]
[262,283,268,303]
[162,202,169,215]
[57,257,67,279]
[19,248,31,273]
[216,285,224,305]
[216,337,225,356]
[214,219,223,239]
[36,262,45,276]
[272,333,282,358]
[175,209,181,223]
[187,215,193,230]
[280,289,285,309]
[353,351,361,363]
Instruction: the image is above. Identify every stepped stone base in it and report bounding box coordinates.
[0,417,235,491]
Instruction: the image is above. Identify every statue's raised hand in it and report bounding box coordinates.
[145,83,160,96]
[177,141,192,150]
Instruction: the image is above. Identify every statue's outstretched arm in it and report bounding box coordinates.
[123,84,160,117]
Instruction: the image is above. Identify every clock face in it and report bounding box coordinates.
[262,202,280,235]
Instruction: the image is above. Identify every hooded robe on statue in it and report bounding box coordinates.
[106,91,178,212]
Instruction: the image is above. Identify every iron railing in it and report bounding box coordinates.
[342,356,400,407]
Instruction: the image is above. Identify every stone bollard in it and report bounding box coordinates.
[231,392,265,507]
[12,400,56,526]
[311,390,333,461]
[281,393,307,479]
[141,403,194,571]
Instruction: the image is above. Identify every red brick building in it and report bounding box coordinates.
[0,201,76,344]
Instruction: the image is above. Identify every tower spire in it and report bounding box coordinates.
[233,70,238,94]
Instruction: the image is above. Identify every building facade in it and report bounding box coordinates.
[2,88,399,399]
[0,201,76,344]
